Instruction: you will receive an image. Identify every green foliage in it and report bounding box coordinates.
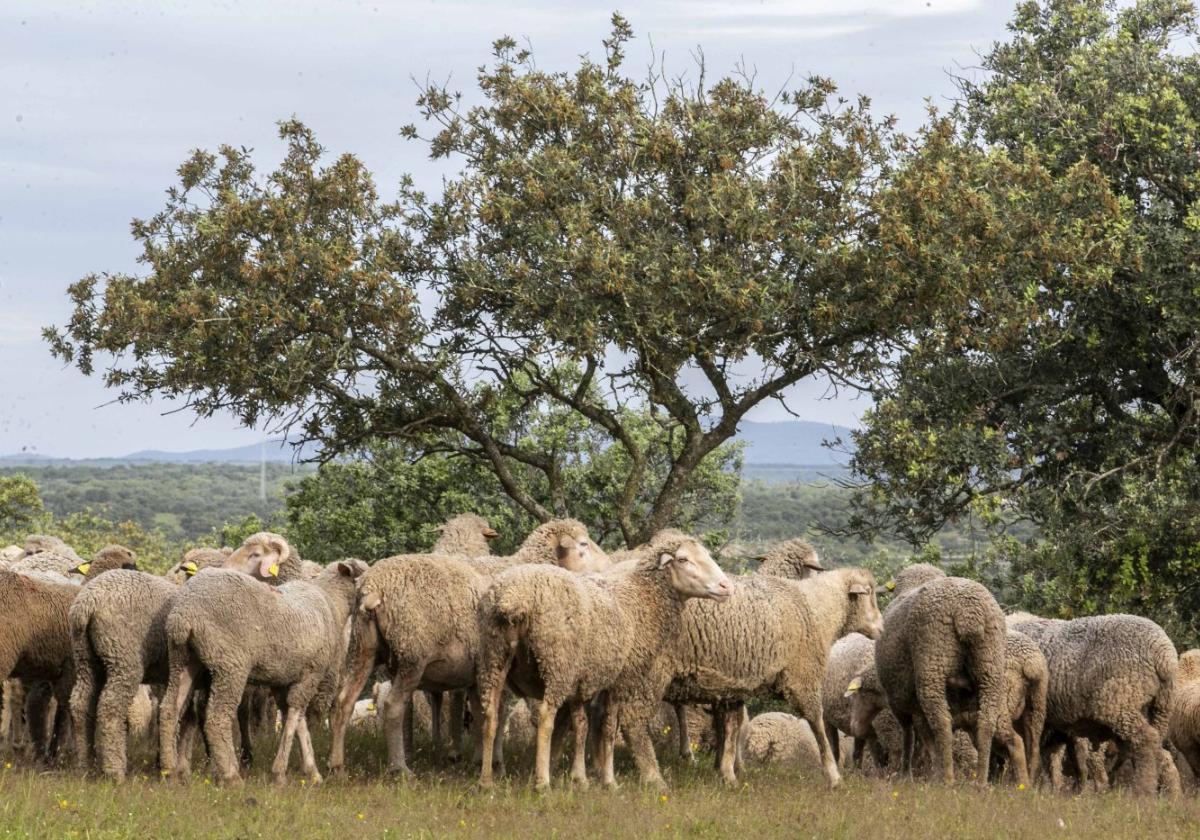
[0,474,42,533]
[0,463,303,542]
[850,0,1200,639]
[47,17,923,545]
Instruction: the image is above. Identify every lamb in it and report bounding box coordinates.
[1170,649,1200,783]
[874,563,1012,786]
[843,662,905,771]
[70,535,297,780]
[0,566,80,763]
[328,518,604,779]
[753,538,824,579]
[1011,613,1178,796]
[666,566,884,787]
[475,531,734,789]
[158,559,368,785]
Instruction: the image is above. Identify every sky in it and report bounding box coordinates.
[1,0,1018,458]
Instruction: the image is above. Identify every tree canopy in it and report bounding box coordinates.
[849,0,1200,638]
[48,15,919,545]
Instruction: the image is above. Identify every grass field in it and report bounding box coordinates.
[2,731,1199,840]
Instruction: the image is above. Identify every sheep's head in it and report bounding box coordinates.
[432,513,499,556]
[841,569,884,639]
[226,532,292,581]
[520,519,603,572]
[844,666,886,737]
[70,544,138,579]
[882,562,945,598]
[1179,650,1200,684]
[755,538,824,579]
[653,535,732,603]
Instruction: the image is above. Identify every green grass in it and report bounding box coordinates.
[1,733,1199,839]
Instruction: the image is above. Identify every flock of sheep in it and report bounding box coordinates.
[1,515,1198,799]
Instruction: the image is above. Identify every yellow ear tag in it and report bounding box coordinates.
[367,702,376,713]
[843,677,862,698]
[183,562,198,577]
[268,563,280,577]
[76,563,91,576]
[885,580,896,591]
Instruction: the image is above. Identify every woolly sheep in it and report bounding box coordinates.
[740,712,822,767]
[475,532,733,789]
[328,519,604,778]
[222,532,304,583]
[431,513,499,556]
[1170,649,1200,782]
[21,535,81,561]
[754,538,824,580]
[875,563,1012,786]
[70,536,295,780]
[1012,613,1178,796]
[68,545,138,580]
[843,661,905,771]
[0,567,80,763]
[667,566,884,787]
[159,559,368,785]
[823,632,890,769]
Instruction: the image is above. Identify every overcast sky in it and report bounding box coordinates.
[1,0,1017,458]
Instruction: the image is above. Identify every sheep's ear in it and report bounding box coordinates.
[268,536,291,563]
[848,583,869,596]
[843,677,863,698]
[483,527,499,540]
[335,560,366,579]
[657,551,674,569]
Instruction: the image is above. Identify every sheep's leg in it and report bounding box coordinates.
[1117,719,1165,797]
[674,703,694,763]
[403,696,415,758]
[382,678,415,778]
[95,671,139,782]
[295,712,322,785]
[785,682,841,789]
[619,703,666,790]
[466,689,484,767]
[597,699,619,788]
[898,714,915,778]
[973,685,999,787]
[734,706,748,776]
[204,669,249,786]
[1159,748,1182,799]
[428,691,443,759]
[46,677,71,765]
[328,614,381,777]
[236,694,254,769]
[158,655,199,781]
[916,685,955,785]
[993,717,1028,788]
[68,656,99,773]
[826,722,842,768]
[175,703,200,779]
[717,704,739,785]
[24,681,51,763]
[534,698,560,790]
[271,705,302,784]
[549,704,572,767]
[493,693,513,776]
[569,701,589,788]
[447,691,465,761]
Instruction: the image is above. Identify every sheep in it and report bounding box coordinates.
[1012,613,1178,797]
[431,513,499,556]
[843,663,905,771]
[419,513,500,760]
[68,545,138,580]
[70,535,295,781]
[874,563,1012,786]
[0,567,80,763]
[666,566,884,788]
[475,531,734,790]
[740,712,822,767]
[221,532,304,583]
[823,632,888,769]
[1170,649,1200,784]
[328,518,604,779]
[21,534,81,561]
[753,538,824,580]
[158,559,368,785]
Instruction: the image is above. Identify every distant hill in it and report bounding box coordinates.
[1,420,853,468]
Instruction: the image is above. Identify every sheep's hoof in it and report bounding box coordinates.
[826,774,842,791]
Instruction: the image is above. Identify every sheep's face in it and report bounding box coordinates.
[845,572,884,639]
[658,539,733,602]
[226,532,291,581]
[845,670,885,736]
[555,528,604,573]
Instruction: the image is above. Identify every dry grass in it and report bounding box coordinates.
[2,730,1199,839]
